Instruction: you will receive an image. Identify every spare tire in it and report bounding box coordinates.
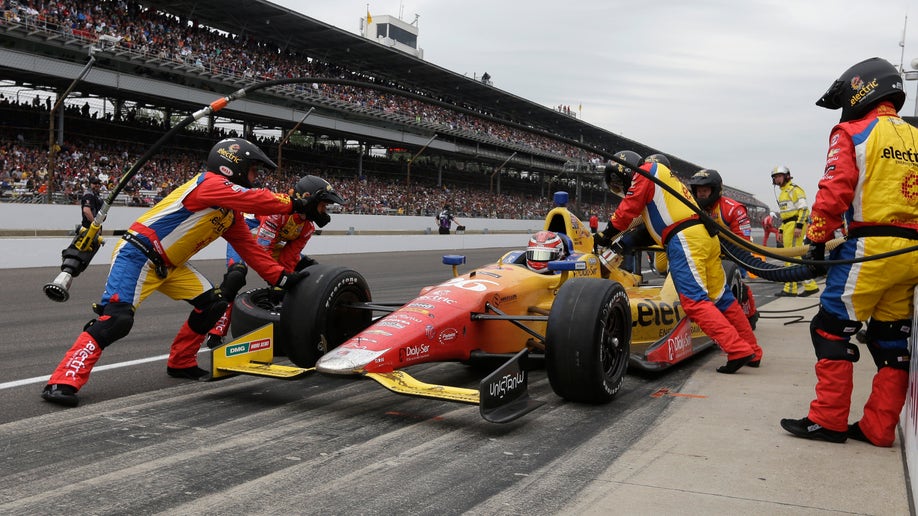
[280,264,373,368]
[230,287,286,355]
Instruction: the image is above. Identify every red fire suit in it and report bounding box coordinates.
[609,161,761,365]
[804,101,918,446]
[762,214,781,246]
[209,212,316,339]
[704,196,758,324]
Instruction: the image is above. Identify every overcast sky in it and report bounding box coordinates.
[273,0,917,210]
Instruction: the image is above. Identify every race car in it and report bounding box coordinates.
[207,192,747,423]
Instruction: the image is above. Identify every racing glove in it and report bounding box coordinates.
[593,222,621,249]
[295,255,318,271]
[803,239,827,277]
[273,269,310,290]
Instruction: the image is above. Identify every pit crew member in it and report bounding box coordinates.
[42,138,314,407]
[205,175,346,347]
[781,57,918,446]
[688,168,759,328]
[595,151,762,373]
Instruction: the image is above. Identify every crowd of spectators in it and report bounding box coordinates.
[0,126,611,222]
[0,0,635,223]
[1,0,604,161]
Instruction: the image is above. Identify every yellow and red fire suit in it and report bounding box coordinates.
[609,162,761,364]
[805,101,918,446]
[776,180,819,295]
[47,172,298,392]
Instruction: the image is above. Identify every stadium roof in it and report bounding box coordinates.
[139,0,643,154]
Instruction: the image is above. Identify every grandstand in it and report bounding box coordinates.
[0,0,768,222]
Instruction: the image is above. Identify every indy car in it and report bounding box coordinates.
[206,192,749,423]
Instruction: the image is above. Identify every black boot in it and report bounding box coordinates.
[716,353,754,374]
[167,366,208,380]
[41,384,79,407]
[847,421,872,444]
[780,417,847,443]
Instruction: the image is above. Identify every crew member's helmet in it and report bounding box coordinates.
[526,230,567,273]
[643,153,671,169]
[293,175,346,227]
[605,150,642,196]
[688,169,723,210]
[206,138,277,188]
[771,165,791,183]
[769,211,777,219]
[816,57,906,122]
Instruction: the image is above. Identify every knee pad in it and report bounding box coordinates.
[220,263,248,302]
[187,288,228,334]
[810,308,861,362]
[85,302,135,348]
[866,318,911,371]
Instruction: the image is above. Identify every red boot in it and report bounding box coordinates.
[856,368,908,447]
[42,332,104,406]
[167,321,208,380]
[808,359,854,432]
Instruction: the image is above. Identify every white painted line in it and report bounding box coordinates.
[0,353,170,389]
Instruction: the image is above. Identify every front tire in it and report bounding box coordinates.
[280,264,373,368]
[546,278,631,404]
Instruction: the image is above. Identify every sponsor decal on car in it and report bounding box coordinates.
[399,343,430,362]
[438,328,459,344]
[377,320,407,330]
[224,338,271,357]
[487,371,526,399]
[632,299,686,328]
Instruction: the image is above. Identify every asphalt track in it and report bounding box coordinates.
[0,249,781,514]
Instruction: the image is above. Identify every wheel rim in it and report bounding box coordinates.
[599,300,629,379]
[250,289,282,316]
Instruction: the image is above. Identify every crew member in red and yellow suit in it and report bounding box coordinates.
[206,175,346,346]
[771,165,820,297]
[781,57,918,445]
[595,151,762,373]
[41,138,315,407]
[688,168,758,329]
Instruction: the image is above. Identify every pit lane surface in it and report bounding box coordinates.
[0,249,779,514]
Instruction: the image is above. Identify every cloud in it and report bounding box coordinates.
[277,0,917,206]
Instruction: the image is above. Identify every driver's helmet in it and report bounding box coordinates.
[816,57,906,122]
[206,138,277,188]
[526,230,566,273]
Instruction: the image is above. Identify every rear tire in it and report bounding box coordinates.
[546,278,631,404]
[281,264,373,368]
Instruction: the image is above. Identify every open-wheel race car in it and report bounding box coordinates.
[206,192,749,423]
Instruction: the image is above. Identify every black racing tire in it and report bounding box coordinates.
[281,264,373,368]
[231,287,286,355]
[546,278,631,404]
